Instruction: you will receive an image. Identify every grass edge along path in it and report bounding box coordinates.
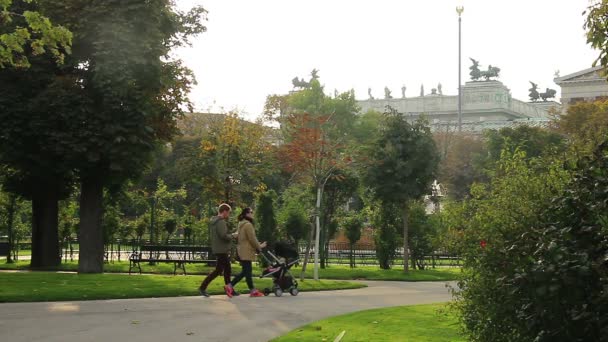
[0,261,461,282]
[271,303,465,342]
[0,272,365,303]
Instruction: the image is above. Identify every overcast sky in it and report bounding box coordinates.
[174,0,597,121]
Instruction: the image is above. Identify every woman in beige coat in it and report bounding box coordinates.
[224,207,267,297]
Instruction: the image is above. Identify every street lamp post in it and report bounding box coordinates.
[457,6,464,133]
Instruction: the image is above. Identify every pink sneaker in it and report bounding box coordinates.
[224,284,234,298]
[249,289,264,297]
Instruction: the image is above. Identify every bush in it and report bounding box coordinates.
[493,144,608,341]
[452,150,570,341]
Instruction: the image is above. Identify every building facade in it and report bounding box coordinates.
[358,80,557,133]
[554,66,608,107]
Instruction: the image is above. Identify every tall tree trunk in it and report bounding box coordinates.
[6,194,16,264]
[313,186,322,281]
[30,189,60,267]
[402,203,409,272]
[299,223,314,281]
[78,176,104,273]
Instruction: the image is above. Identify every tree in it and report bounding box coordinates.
[198,112,276,206]
[0,0,72,68]
[40,1,206,273]
[365,107,439,272]
[255,190,277,264]
[436,133,487,200]
[283,207,308,246]
[552,100,608,157]
[585,0,608,72]
[319,169,359,268]
[342,214,363,268]
[406,200,435,270]
[279,112,346,280]
[485,126,565,163]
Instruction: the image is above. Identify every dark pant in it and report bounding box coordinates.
[199,253,231,290]
[230,260,254,290]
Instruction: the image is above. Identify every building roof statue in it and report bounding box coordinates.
[401,85,406,98]
[368,87,374,100]
[384,86,393,99]
[539,88,556,102]
[529,81,540,102]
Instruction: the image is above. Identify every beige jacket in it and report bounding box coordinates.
[236,220,261,261]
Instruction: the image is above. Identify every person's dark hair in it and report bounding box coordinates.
[238,207,254,222]
[218,203,232,214]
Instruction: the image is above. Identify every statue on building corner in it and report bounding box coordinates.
[539,88,557,102]
[401,85,406,98]
[384,86,392,99]
[438,83,443,95]
[420,84,424,97]
[368,87,374,100]
[469,58,481,81]
[528,81,540,102]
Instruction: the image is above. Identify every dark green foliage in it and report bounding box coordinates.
[256,190,277,247]
[365,107,439,271]
[485,126,565,163]
[406,201,435,270]
[284,207,308,245]
[373,204,400,270]
[490,143,608,341]
[320,169,359,268]
[163,218,177,242]
[452,150,572,342]
[342,214,363,268]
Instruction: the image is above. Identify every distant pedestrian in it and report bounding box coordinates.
[224,207,267,297]
[198,203,237,297]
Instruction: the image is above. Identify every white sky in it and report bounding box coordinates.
[175,0,597,121]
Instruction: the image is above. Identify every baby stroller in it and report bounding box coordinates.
[259,241,300,297]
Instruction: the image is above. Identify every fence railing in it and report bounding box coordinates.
[3,238,461,268]
[297,242,461,268]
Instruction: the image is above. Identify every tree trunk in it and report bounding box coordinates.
[6,194,16,264]
[299,222,314,281]
[349,243,354,269]
[313,186,322,281]
[402,203,409,272]
[30,189,60,267]
[78,176,104,273]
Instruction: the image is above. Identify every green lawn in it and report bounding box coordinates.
[0,272,365,302]
[0,261,461,281]
[294,264,461,281]
[271,304,464,342]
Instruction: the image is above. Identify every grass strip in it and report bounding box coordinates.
[0,272,365,302]
[271,303,464,342]
[0,261,461,281]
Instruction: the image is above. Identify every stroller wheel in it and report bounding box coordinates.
[290,288,299,296]
[263,288,271,296]
[274,288,283,297]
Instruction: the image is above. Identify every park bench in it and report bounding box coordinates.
[129,245,215,275]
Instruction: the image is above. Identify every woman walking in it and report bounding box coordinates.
[224,207,267,297]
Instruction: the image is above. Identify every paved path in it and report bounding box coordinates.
[0,280,455,342]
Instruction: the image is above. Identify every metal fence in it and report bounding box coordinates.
[297,242,461,268]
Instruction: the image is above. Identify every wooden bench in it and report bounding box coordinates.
[129,245,215,275]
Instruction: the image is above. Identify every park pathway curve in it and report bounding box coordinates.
[0,280,455,342]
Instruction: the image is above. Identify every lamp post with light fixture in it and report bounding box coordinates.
[457,6,464,132]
